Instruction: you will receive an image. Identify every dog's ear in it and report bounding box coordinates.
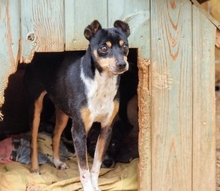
[84,20,102,40]
[114,20,130,37]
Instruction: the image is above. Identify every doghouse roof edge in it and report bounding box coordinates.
[190,0,220,48]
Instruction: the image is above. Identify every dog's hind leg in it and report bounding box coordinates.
[31,91,47,173]
[53,106,69,170]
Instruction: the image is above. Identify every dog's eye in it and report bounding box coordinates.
[122,44,129,54]
[111,142,117,148]
[99,46,108,54]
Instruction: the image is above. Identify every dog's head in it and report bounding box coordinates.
[84,20,130,75]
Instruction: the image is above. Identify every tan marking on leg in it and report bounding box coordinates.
[107,100,119,127]
[31,91,47,172]
[106,41,112,48]
[119,40,124,46]
[80,106,92,134]
[94,100,119,162]
[53,107,69,161]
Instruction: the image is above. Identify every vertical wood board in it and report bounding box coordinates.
[192,5,216,191]
[107,1,150,190]
[108,0,150,59]
[20,0,64,63]
[137,58,151,191]
[150,0,193,190]
[64,0,107,50]
[0,0,20,117]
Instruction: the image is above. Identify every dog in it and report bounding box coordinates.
[24,20,130,191]
[87,119,133,168]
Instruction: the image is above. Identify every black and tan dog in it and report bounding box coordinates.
[24,20,130,191]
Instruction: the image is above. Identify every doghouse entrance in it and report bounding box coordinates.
[0,49,140,190]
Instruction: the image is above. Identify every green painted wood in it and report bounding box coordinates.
[64,0,107,50]
[107,2,150,190]
[20,0,64,63]
[108,0,150,59]
[0,0,20,118]
[150,0,193,190]
[192,5,215,191]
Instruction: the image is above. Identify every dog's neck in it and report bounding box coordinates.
[80,50,120,124]
[80,54,120,94]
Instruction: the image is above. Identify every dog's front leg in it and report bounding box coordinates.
[91,101,119,190]
[91,126,112,191]
[71,119,94,191]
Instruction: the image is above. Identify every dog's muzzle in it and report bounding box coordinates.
[113,61,129,74]
[101,155,116,168]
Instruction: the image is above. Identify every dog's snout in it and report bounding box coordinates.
[102,159,115,168]
[117,62,127,69]
[101,155,115,168]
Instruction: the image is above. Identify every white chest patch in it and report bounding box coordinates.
[80,68,118,125]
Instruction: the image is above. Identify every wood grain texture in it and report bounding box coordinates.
[192,5,216,191]
[150,0,193,190]
[64,0,107,50]
[0,0,20,118]
[20,0,64,63]
[137,58,151,191]
[108,0,150,59]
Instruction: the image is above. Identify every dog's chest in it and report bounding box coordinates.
[81,70,118,122]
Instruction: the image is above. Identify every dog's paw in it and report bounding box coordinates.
[91,177,100,191]
[53,158,68,170]
[30,169,41,175]
[57,162,68,170]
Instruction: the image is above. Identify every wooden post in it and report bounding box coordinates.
[0,0,20,120]
[20,0,64,63]
[150,0,216,191]
[150,0,193,190]
[192,4,215,191]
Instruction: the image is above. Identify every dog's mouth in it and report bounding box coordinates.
[109,64,129,75]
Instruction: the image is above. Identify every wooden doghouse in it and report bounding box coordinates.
[0,0,219,190]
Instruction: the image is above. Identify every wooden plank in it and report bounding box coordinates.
[107,0,150,59]
[216,29,220,48]
[137,58,151,191]
[192,5,216,191]
[0,0,20,119]
[150,0,193,190]
[191,0,220,30]
[64,0,107,50]
[20,0,64,63]
[107,1,151,190]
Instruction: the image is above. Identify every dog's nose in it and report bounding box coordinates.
[102,159,115,168]
[117,62,127,69]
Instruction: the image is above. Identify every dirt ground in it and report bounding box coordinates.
[216,91,220,190]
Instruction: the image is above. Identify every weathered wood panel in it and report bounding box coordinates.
[137,58,151,191]
[108,0,150,59]
[64,0,107,50]
[20,0,64,63]
[192,5,216,191]
[150,0,193,190]
[0,0,20,119]
[107,1,151,190]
